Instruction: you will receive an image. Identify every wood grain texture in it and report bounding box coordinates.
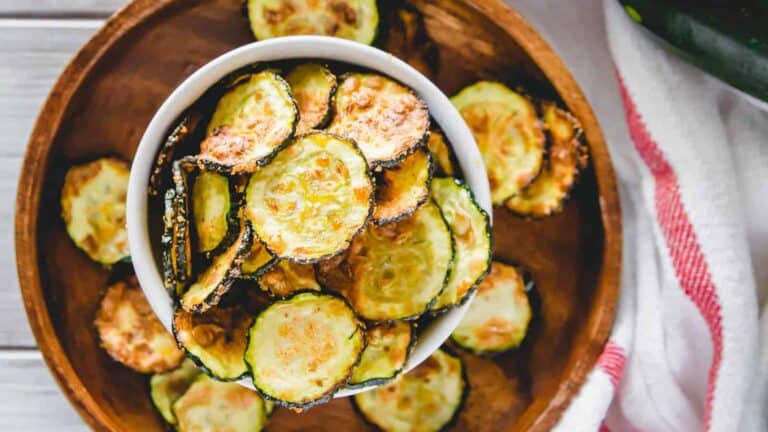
[0,354,86,431]
[14,1,621,431]
[0,21,99,347]
[0,1,125,16]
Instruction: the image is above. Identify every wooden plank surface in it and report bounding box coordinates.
[0,353,85,431]
[0,1,124,16]
[0,20,101,347]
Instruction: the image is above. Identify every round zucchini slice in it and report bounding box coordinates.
[329,73,429,167]
[450,262,532,354]
[245,292,365,408]
[426,129,459,177]
[325,200,454,321]
[192,170,240,255]
[429,178,492,313]
[180,220,254,313]
[353,349,466,432]
[200,71,298,173]
[150,358,201,425]
[173,374,271,432]
[451,81,545,205]
[240,238,277,279]
[95,277,184,373]
[505,101,588,218]
[348,321,413,388]
[173,305,253,381]
[285,63,337,134]
[60,157,130,265]
[257,260,321,298]
[372,148,433,225]
[245,132,373,263]
[247,0,379,45]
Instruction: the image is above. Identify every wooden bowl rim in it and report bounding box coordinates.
[13,1,622,431]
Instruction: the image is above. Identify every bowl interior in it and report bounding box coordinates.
[127,36,492,398]
[21,1,618,431]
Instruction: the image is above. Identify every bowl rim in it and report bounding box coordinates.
[125,35,492,398]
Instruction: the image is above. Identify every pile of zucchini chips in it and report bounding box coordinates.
[55,1,589,431]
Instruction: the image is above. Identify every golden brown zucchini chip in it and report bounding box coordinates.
[348,321,414,389]
[60,157,130,265]
[247,0,379,45]
[451,81,545,205]
[150,358,201,425]
[505,101,588,217]
[372,148,433,225]
[200,71,298,173]
[329,73,429,167]
[429,178,492,313]
[161,188,184,296]
[257,260,321,298]
[240,238,278,280]
[321,200,453,321]
[180,220,254,313]
[450,262,532,354]
[95,277,184,373]
[173,375,271,432]
[353,349,466,432]
[426,128,459,177]
[173,305,253,381]
[285,63,337,134]
[245,132,373,263]
[171,159,195,285]
[245,292,365,408]
[191,170,240,255]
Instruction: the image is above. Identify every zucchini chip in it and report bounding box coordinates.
[60,157,130,265]
[150,358,201,425]
[95,277,184,373]
[426,129,459,177]
[240,238,277,279]
[429,178,492,313]
[148,114,200,197]
[247,0,379,45]
[285,63,337,134]
[192,170,239,255]
[354,349,466,432]
[323,200,454,321]
[171,159,194,284]
[161,188,184,296]
[180,220,254,313]
[451,262,532,354]
[257,260,321,298]
[245,292,365,408]
[245,132,373,263]
[329,73,429,167]
[173,305,253,381]
[372,148,433,225]
[505,101,588,217]
[174,375,271,432]
[451,81,545,204]
[349,322,413,388]
[200,71,298,173]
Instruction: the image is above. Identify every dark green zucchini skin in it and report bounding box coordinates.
[148,113,201,197]
[619,0,768,102]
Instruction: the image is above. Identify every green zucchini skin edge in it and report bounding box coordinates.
[351,347,469,432]
[181,220,255,313]
[332,72,431,169]
[247,132,376,265]
[238,254,279,281]
[429,177,493,316]
[243,289,367,410]
[171,306,252,382]
[344,321,416,390]
[190,167,244,258]
[148,113,198,197]
[504,101,588,220]
[199,72,299,175]
[371,149,434,226]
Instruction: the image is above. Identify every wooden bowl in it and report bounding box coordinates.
[14,1,621,431]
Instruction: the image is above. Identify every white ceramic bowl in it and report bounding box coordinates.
[127,36,491,397]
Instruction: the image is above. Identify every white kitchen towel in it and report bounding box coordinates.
[530,1,768,431]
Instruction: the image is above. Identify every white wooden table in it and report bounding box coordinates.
[0,0,652,429]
